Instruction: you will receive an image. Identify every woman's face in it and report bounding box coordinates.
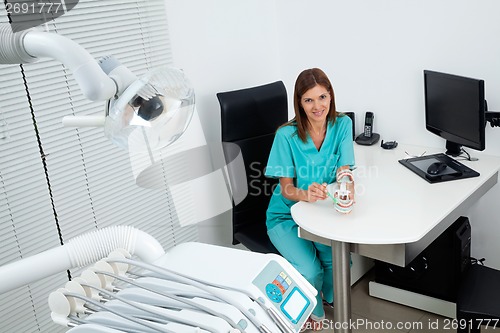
[300,84,330,125]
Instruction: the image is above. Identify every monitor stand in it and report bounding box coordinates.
[445,141,462,157]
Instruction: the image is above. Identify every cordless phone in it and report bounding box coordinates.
[355,111,380,145]
[363,112,374,138]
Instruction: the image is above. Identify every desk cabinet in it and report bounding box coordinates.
[375,216,471,302]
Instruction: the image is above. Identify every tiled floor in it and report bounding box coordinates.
[303,269,500,332]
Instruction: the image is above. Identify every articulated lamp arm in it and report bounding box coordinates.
[0,24,196,151]
[0,24,117,101]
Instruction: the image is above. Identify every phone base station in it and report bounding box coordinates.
[355,133,380,145]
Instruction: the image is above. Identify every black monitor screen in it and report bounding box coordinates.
[424,70,485,156]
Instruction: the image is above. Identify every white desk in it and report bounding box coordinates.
[290,143,500,333]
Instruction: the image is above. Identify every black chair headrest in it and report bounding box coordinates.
[218,81,288,142]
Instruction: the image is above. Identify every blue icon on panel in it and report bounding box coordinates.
[265,283,283,303]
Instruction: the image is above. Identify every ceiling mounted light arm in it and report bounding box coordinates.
[0,24,196,151]
[0,24,116,101]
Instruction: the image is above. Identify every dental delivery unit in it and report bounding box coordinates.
[0,226,317,332]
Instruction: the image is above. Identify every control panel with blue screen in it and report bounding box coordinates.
[252,260,313,329]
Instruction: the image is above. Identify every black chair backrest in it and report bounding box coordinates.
[217,81,288,254]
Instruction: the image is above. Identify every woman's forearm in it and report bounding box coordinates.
[280,178,308,201]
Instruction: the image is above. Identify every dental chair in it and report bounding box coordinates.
[217,81,288,254]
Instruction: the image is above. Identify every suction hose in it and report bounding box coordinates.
[0,24,37,64]
[0,226,165,294]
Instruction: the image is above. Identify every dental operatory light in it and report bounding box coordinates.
[0,24,195,151]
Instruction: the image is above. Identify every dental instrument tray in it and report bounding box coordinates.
[51,242,317,333]
[0,226,317,332]
[399,153,479,183]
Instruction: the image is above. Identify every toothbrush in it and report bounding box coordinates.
[326,191,339,204]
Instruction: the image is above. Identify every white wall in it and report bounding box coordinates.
[276,0,500,148]
[164,0,500,268]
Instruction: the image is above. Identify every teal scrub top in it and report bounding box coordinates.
[265,115,355,230]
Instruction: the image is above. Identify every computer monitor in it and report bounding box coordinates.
[424,70,486,157]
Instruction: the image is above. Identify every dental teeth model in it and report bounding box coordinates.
[331,169,354,214]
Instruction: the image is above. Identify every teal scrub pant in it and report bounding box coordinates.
[268,219,333,319]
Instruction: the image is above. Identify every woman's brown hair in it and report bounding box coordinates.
[282,68,337,142]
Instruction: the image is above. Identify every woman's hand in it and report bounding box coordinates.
[280,178,328,203]
[306,182,328,202]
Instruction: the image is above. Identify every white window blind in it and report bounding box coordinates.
[0,1,197,331]
[0,47,67,333]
